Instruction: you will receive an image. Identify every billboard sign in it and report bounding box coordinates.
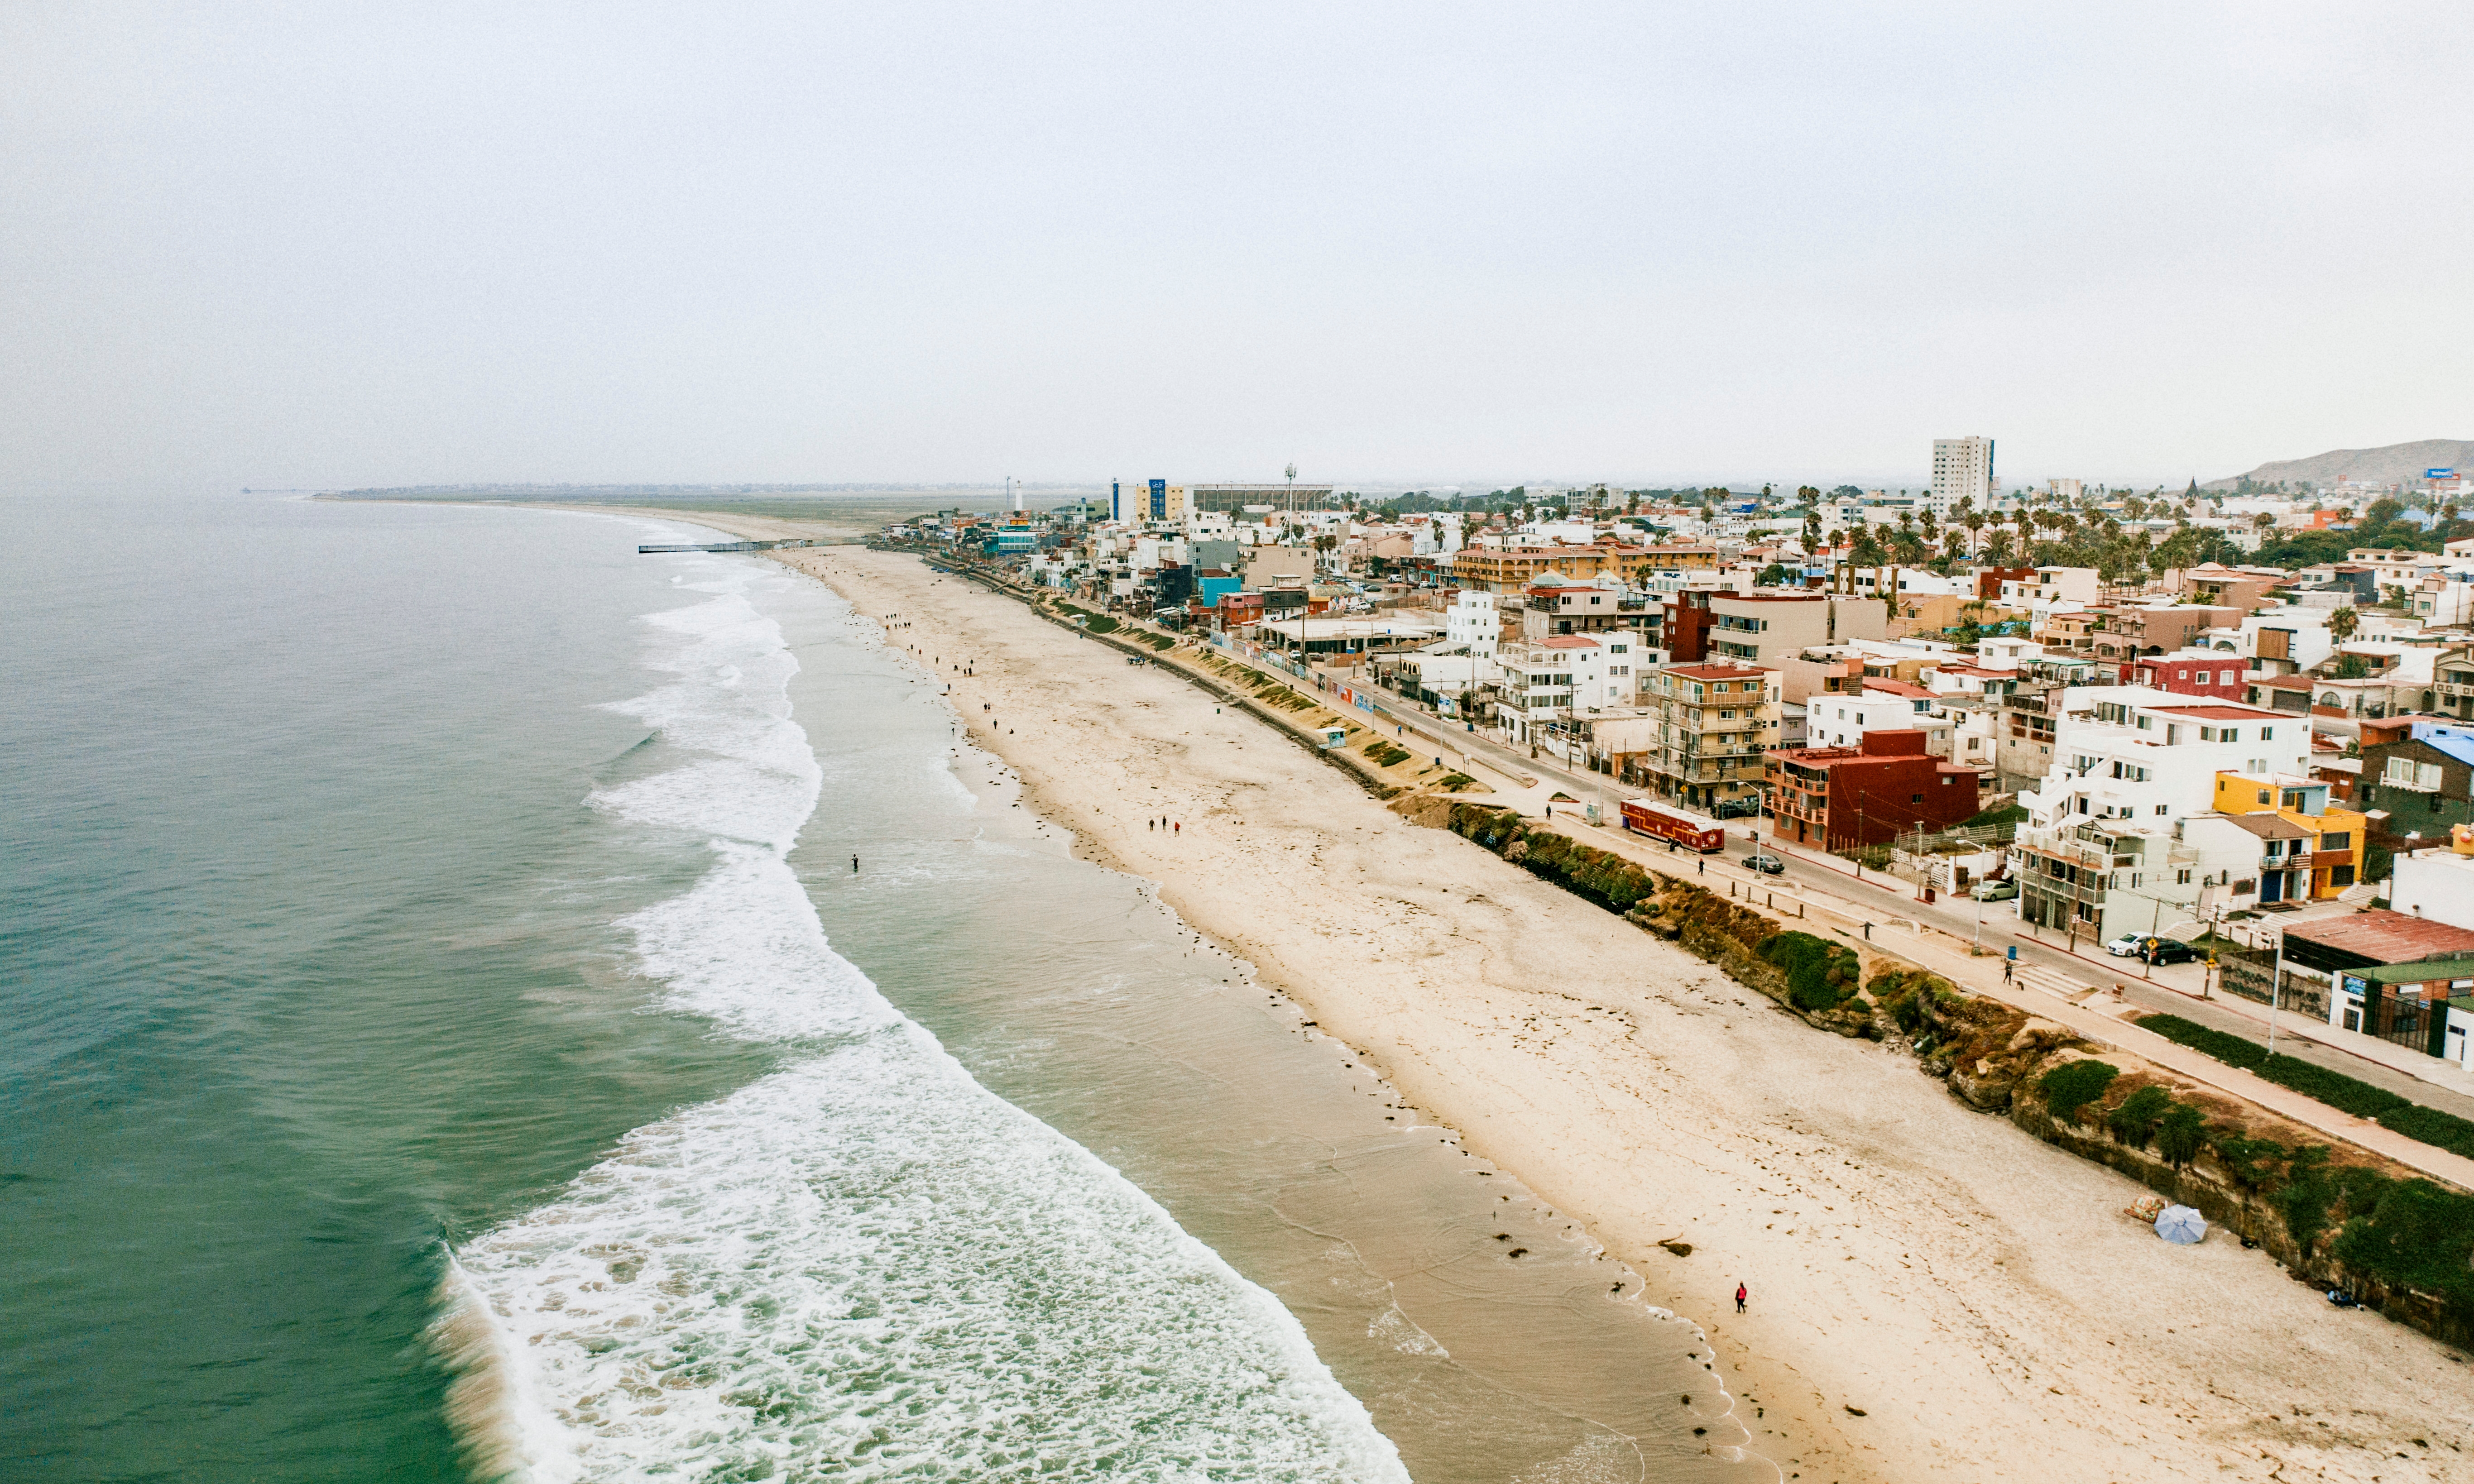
[2428,468,2457,479]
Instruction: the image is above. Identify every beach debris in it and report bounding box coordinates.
[1505,1247,1528,1259]
[2124,1192,2169,1223]
[1657,1237,1694,1257]
[1844,1404,1867,1417]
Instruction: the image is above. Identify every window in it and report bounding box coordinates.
[2177,868,2193,884]
[2256,790,2272,804]
[1911,793,1924,803]
[2156,805,2169,815]
[2332,864,2356,887]
[2260,727,2273,741]
[2319,831,2350,850]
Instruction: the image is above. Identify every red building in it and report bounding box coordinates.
[1767,729,1980,849]
[2120,649,2249,696]
[1974,566,2034,600]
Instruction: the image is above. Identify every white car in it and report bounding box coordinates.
[2102,933,2146,957]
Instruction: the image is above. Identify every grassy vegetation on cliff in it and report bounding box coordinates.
[1759,932,1860,1011]
[1446,806,1662,914]
[2036,1060,2119,1124]
[2135,1013,2474,1161]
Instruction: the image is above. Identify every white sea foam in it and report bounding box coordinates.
[450,561,1406,1482]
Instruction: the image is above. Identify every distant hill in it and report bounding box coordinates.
[2204,439,2474,491]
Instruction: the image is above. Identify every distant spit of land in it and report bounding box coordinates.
[317,483,1091,530]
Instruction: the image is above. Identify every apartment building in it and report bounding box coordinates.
[1769,730,1980,850]
[1803,683,1952,755]
[1492,634,1649,742]
[1686,593,1887,687]
[1637,661,1781,814]
[1930,436,1995,517]
[1443,590,1502,657]
[1520,578,1652,640]
[2014,689,2306,938]
[1451,541,1657,593]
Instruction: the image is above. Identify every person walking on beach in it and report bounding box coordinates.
[851,854,859,873]
[1735,1283,1747,1314]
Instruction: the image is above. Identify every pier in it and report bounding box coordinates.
[637,538,835,554]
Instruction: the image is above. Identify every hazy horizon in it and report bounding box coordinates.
[7,4,2471,493]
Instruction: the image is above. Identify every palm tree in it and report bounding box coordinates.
[2330,604,2360,642]
[1962,512,1986,556]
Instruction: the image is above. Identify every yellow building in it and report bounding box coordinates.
[2211,772,2367,899]
[1452,542,1659,593]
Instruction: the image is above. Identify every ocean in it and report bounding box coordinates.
[1,491,1757,1482]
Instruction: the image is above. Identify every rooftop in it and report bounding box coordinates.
[2340,957,2474,987]
[2144,703,2285,720]
[1663,662,1776,680]
[2282,910,2474,964]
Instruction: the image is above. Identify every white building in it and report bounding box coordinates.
[2014,689,2308,937]
[2047,478,2085,503]
[1931,436,1995,516]
[2392,848,2474,932]
[1804,684,1952,755]
[1445,591,1501,658]
[1494,633,1646,740]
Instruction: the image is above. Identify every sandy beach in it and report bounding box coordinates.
[750,538,2470,1484]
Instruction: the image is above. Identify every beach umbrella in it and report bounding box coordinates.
[2154,1205,2207,1245]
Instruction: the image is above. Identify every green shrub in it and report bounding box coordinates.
[1760,931,1859,1011]
[1084,615,1120,635]
[2210,1131,2290,1192]
[2154,1101,2208,1166]
[2135,1013,2268,1070]
[2107,1085,2175,1148]
[2038,1060,2119,1124]
[2376,1104,2474,1163]
[2330,1179,2474,1322]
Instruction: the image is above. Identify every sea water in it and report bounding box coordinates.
[0,491,1760,1482]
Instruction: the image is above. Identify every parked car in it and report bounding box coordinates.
[1742,853,1786,875]
[2105,932,2199,963]
[1971,879,2019,901]
[1711,800,1759,819]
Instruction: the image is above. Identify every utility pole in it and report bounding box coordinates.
[2268,929,2286,1059]
[1285,462,1298,517]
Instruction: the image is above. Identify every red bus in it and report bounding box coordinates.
[1619,798,1726,853]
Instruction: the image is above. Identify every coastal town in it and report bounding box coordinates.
[873,445,2474,1099]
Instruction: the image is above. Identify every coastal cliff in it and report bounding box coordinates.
[1443,802,2474,1351]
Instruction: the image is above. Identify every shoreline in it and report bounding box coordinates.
[474,502,2474,1482]
[767,542,2469,1484]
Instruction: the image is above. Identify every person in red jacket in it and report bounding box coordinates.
[1735,1283,1748,1314]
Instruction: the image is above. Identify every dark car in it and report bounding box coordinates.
[1711,800,1759,819]
[2138,937,2200,965]
[1742,853,1786,875]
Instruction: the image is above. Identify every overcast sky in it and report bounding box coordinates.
[6,3,2470,493]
